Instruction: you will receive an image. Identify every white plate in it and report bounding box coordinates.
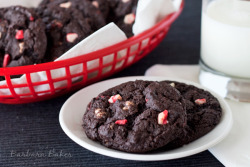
[59,76,233,161]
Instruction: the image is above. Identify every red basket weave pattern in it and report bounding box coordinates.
[0,2,183,104]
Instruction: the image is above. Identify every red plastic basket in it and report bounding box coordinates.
[0,1,184,104]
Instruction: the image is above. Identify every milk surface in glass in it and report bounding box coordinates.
[201,0,250,78]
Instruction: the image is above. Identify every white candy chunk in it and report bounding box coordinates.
[60,2,72,8]
[170,83,175,87]
[124,13,135,24]
[66,33,78,43]
[122,0,130,3]
[92,1,99,8]
[19,42,25,53]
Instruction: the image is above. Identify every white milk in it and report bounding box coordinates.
[201,0,250,78]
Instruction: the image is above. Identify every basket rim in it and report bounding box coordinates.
[0,0,184,75]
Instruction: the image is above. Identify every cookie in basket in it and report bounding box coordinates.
[82,80,187,153]
[38,0,108,61]
[37,0,90,61]
[161,81,222,149]
[0,6,47,68]
[39,0,106,29]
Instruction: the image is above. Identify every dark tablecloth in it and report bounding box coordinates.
[0,1,225,167]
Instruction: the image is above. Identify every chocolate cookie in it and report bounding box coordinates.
[82,80,187,153]
[37,0,106,60]
[0,6,47,68]
[162,81,222,149]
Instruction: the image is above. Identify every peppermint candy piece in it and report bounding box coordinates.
[124,13,135,25]
[115,119,127,125]
[29,16,34,21]
[3,54,10,67]
[158,110,168,125]
[66,33,78,43]
[169,83,175,87]
[60,2,72,8]
[195,98,206,105]
[15,30,24,40]
[108,94,122,103]
[19,42,25,54]
[92,1,99,8]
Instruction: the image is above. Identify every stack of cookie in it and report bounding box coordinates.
[0,0,138,69]
[82,80,222,153]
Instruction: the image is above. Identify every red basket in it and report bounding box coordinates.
[0,1,184,104]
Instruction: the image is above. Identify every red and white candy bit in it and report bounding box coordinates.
[195,98,206,105]
[124,13,135,25]
[158,110,168,125]
[108,94,122,103]
[66,33,78,43]
[60,1,72,8]
[2,54,10,67]
[15,30,24,40]
[29,16,34,21]
[115,119,127,125]
[92,1,99,8]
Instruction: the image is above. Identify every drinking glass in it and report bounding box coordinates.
[199,0,250,102]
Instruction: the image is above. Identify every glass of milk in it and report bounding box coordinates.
[199,0,250,102]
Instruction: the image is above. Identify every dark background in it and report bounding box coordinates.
[0,1,224,167]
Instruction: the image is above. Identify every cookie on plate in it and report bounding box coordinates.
[0,6,47,67]
[82,80,187,153]
[162,81,222,149]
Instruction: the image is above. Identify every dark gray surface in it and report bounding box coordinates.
[0,1,224,167]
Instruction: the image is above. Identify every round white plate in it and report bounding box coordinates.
[59,76,233,161]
